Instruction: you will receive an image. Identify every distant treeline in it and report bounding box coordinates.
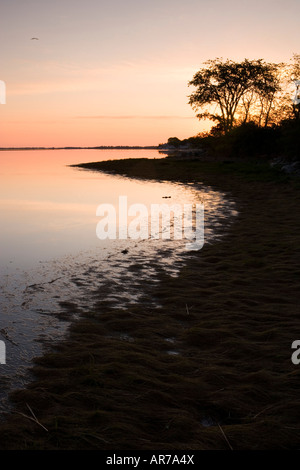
[161,119,300,161]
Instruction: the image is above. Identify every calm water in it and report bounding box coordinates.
[0,149,237,409]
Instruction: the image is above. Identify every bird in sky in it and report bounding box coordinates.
[31,37,39,40]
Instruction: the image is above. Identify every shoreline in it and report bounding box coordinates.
[0,157,299,450]
[0,146,159,151]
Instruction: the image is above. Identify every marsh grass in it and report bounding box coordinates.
[0,158,299,450]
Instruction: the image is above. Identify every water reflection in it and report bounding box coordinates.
[0,149,237,410]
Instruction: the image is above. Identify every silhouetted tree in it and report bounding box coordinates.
[256,62,285,127]
[167,137,181,147]
[188,58,280,134]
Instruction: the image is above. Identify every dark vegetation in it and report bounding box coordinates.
[162,119,300,161]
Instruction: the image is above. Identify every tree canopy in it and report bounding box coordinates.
[188,58,281,134]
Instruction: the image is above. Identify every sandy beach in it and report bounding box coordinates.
[0,157,299,450]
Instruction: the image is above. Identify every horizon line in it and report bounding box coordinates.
[74,115,195,120]
[0,145,161,151]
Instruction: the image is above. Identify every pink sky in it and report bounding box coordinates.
[1,0,299,147]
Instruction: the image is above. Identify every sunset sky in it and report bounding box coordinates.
[1,0,299,147]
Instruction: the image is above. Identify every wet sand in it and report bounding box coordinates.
[0,158,299,450]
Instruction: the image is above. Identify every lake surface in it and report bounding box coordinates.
[0,148,237,410]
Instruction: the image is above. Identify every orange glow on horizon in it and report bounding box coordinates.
[1,0,299,147]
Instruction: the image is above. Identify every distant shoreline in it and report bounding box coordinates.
[0,146,159,151]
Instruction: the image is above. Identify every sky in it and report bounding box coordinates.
[0,0,299,147]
